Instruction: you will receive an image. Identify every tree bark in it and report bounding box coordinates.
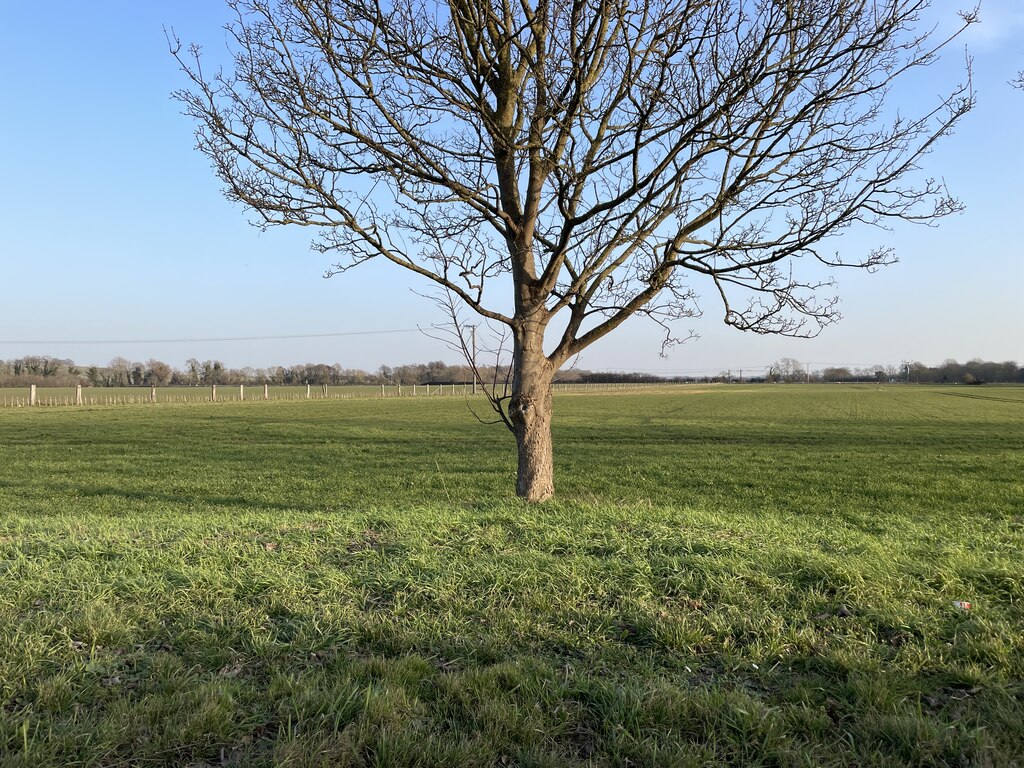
[510,325,555,502]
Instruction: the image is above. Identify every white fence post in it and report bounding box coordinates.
[240,384,245,401]
[76,384,83,406]
[29,384,36,406]
[211,384,217,402]
[264,383,269,400]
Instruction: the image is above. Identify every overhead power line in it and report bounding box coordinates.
[0,329,421,345]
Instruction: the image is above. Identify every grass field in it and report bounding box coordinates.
[0,385,1022,766]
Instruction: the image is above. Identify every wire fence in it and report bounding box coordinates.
[0,380,690,409]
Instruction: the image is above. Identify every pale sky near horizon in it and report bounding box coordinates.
[2,1,1022,377]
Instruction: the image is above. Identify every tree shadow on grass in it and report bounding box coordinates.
[4,479,321,515]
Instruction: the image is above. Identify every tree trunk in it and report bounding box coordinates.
[510,327,556,502]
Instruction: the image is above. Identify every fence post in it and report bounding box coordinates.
[150,386,157,404]
[211,384,217,402]
[29,384,36,406]
[381,383,385,398]
[76,384,83,406]
[306,384,311,399]
[264,383,269,400]
[240,384,245,401]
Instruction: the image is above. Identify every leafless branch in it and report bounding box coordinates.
[173,0,976,498]
[421,290,514,431]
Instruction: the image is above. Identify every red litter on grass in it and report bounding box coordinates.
[952,601,972,610]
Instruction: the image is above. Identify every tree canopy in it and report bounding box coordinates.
[173,0,975,499]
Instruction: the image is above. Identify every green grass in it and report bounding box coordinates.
[0,385,1021,766]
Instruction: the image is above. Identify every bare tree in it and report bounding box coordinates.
[770,357,805,383]
[172,0,974,501]
[145,359,175,387]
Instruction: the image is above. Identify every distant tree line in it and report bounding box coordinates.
[903,359,1022,385]
[764,357,1023,385]
[1,355,1021,388]
[0,356,82,387]
[0,356,492,388]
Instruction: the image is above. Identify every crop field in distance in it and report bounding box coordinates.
[0,385,1022,766]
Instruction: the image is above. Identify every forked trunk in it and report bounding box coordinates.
[510,328,555,502]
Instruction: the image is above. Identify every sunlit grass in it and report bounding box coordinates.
[1,386,1021,766]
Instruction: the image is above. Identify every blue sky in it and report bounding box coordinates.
[2,1,1021,377]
